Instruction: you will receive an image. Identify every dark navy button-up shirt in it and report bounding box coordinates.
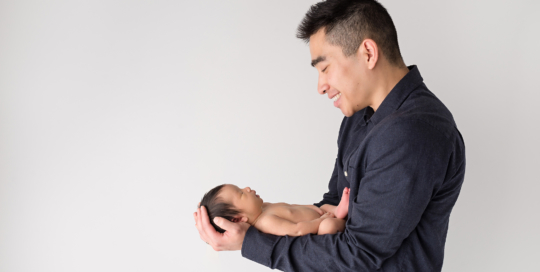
[241,65,466,272]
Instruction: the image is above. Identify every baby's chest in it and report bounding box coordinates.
[265,205,320,223]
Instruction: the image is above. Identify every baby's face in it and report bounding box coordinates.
[219,184,263,216]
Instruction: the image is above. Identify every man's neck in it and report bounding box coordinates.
[370,64,409,112]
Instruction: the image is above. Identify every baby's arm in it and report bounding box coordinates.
[256,213,334,236]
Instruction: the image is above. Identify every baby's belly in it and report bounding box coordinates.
[266,204,321,223]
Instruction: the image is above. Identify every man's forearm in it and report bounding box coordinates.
[242,226,382,271]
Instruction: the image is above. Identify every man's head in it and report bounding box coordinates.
[297,0,407,116]
[200,184,263,233]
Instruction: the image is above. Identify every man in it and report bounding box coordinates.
[194,0,465,271]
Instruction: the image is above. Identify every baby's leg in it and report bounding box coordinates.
[334,187,350,219]
[320,187,350,219]
[317,218,346,235]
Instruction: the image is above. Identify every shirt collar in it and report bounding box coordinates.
[358,65,424,126]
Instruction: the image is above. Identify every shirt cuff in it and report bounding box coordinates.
[241,225,279,267]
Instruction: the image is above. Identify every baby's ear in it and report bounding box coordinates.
[231,216,248,223]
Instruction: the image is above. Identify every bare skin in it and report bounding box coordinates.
[253,203,340,236]
[201,185,350,236]
[194,186,350,249]
[246,187,350,236]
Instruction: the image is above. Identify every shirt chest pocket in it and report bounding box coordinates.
[343,159,367,199]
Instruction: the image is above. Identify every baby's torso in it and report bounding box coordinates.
[260,203,321,223]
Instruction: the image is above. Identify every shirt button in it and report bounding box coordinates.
[344,171,348,177]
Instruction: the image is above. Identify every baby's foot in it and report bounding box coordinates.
[335,187,350,219]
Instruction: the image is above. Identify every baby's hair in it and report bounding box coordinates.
[200,184,241,233]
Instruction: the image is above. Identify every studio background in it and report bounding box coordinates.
[1,0,538,271]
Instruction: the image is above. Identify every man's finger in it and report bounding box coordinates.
[194,211,205,240]
[213,216,239,234]
[196,207,209,242]
[200,206,222,242]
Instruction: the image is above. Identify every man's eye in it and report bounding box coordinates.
[322,66,328,72]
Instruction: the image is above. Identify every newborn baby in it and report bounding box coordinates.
[200,184,350,236]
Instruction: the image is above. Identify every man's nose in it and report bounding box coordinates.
[245,187,251,192]
[318,76,329,95]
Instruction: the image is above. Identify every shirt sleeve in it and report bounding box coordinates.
[241,119,453,271]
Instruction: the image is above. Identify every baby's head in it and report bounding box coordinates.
[200,184,264,233]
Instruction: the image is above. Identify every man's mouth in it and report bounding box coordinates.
[333,92,342,108]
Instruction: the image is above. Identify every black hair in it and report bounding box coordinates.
[199,184,241,233]
[297,0,404,66]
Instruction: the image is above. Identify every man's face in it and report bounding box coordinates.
[309,30,373,117]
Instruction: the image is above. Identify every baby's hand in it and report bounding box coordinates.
[320,212,335,220]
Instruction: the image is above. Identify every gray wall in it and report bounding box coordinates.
[1,0,538,271]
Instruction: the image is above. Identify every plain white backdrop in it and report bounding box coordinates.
[1,0,539,271]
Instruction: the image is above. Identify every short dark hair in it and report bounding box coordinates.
[297,0,404,66]
[199,184,241,233]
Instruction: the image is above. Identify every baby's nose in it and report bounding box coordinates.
[246,187,251,192]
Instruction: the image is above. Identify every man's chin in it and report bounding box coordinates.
[341,108,354,117]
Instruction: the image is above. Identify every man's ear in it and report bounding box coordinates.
[357,39,379,70]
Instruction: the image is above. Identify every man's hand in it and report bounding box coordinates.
[194,203,250,251]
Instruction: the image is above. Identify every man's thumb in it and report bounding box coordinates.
[214,217,233,230]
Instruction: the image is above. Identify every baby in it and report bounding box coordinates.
[200,184,350,236]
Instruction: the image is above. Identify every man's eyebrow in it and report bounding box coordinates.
[311,56,326,67]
